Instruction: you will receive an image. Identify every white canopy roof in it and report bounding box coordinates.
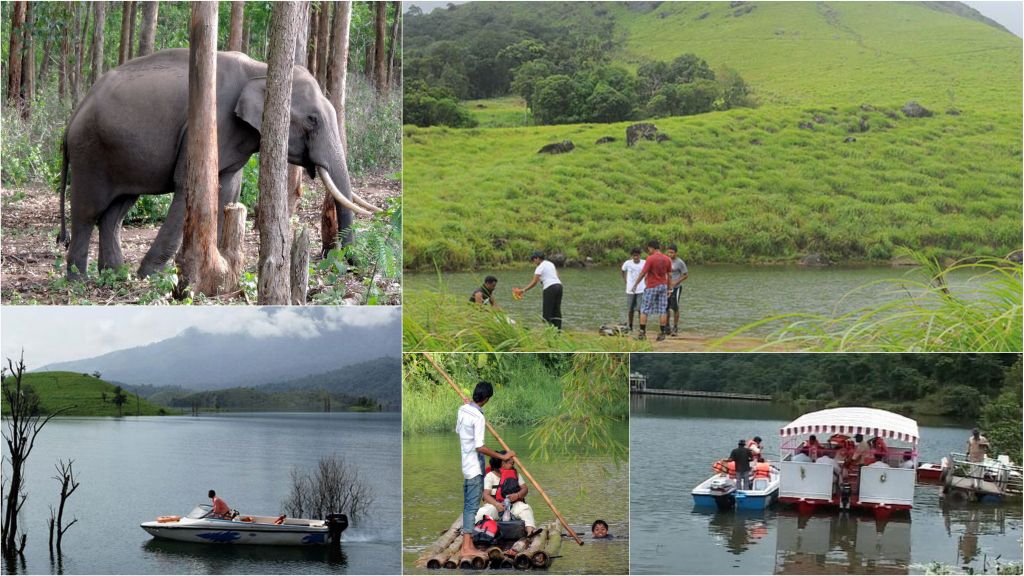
[779,407,919,444]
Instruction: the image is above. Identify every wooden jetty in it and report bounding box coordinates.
[415,518,562,571]
[631,387,772,401]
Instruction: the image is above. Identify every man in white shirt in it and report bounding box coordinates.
[456,381,515,559]
[517,251,563,329]
[620,248,645,333]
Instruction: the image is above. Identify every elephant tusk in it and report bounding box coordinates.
[317,166,372,217]
[350,191,383,213]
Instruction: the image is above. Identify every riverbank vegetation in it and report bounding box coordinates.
[403,289,649,352]
[632,353,1022,459]
[716,256,1023,352]
[403,353,628,461]
[0,371,169,416]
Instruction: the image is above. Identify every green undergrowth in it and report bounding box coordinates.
[1,371,171,416]
[403,289,650,352]
[405,104,1021,271]
[716,254,1023,351]
[464,96,533,128]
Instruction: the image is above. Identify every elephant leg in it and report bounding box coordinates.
[217,169,243,241]
[97,195,139,271]
[138,191,186,278]
[66,187,105,280]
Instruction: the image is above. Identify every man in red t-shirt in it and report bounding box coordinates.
[630,240,673,341]
[208,489,232,518]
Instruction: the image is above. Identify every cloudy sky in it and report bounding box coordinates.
[408,1,1022,37]
[0,307,401,368]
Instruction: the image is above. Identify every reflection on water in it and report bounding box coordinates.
[403,426,629,575]
[141,539,348,574]
[631,398,1023,574]
[407,265,972,336]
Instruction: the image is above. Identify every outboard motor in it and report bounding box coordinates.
[709,477,737,511]
[840,483,852,509]
[326,513,349,544]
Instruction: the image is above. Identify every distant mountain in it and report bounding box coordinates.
[39,321,400,390]
[257,357,402,410]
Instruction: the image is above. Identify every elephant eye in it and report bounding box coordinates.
[306,114,319,128]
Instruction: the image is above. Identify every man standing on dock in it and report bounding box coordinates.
[457,381,516,560]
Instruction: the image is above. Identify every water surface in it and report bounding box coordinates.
[403,426,629,574]
[407,264,966,336]
[2,412,401,574]
[630,397,1023,574]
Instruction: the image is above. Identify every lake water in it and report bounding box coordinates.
[402,426,629,574]
[406,264,963,336]
[2,412,401,575]
[630,396,1023,574]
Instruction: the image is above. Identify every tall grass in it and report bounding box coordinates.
[403,289,650,352]
[344,73,403,176]
[714,253,1023,351]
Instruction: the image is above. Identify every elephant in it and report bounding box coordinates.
[56,48,380,279]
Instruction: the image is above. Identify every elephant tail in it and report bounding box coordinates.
[56,135,69,248]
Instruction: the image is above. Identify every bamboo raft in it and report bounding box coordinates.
[415,517,563,570]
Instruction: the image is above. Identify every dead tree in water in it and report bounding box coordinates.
[47,459,80,554]
[282,455,373,521]
[1,354,70,561]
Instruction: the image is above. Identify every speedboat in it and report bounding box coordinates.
[692,464,780,511]
[917,459,947,483]
[140,505,348,546]
[777,407,919,520]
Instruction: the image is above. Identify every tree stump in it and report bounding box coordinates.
[290,226,310,305]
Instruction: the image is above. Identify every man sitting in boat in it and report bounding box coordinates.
[475,451,536,534]
[208,490,234,519]
[728,440,754,490]
[900,454,916,469]
[852,434,874,465]
[805,435,822,461]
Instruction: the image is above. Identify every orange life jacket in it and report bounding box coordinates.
[712,460,729,475]
[726,461,737,479]
[494,468,521,501]
[753,462,771,479]
[873,437,888,455]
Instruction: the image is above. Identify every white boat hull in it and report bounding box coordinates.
[141,513,344,546]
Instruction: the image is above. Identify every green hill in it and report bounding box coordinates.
[403,1,1022,270]
[2,371,173,417]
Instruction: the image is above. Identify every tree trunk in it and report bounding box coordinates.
[386,1,400,89]
[288,1,309,216]
[6,1,26,107]
[20,0,35,118]
[322,0,351,255]
[179,1,239,297]
[314,0,330,90]
[89,1,106,86]
[74,2,88,104]
[59,8,69,103]
[39,27,52,89]
[290,226,310,304]
[373,0,386,93]
[137,1,157,57]
[128,0,137,59]
[118,1,133,65]
[306,3,319,77]
[227,1,244,52]
[256,0,299,305]
[241,13,250,55]
[363,37,372,79]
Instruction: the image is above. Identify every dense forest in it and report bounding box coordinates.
[631,353,1022,460]
[1,1,402,305]
[403,2,752,127]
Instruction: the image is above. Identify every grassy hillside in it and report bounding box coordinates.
[405,103,1021,269]
[465,96,533,128]
[2,372,172,416]
[405,2,1022,271]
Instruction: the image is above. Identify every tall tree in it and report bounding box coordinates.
[321,0,351,255]
[118,1,133,65]
[73,2,89,104]
[287,1,310,216]
[386,1,400,88]
[137,1,158,57]
[257,0,300,304]
[89,1,106,86]
[227,1,244,52]
[20,1,35,117]
[127,1,137,59]
[373,0,386,93]
[59,4,71,102]
[179,0,244,296]
[306,3,319,77]
[6,1,26,107]
[314,0,330,89]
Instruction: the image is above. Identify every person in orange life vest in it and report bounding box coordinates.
[747,437,764,462]
[836,439,857,482]
[475,450,536,532]
[870,436,889,463]
[752,460,772,480]
[208,489,232,519]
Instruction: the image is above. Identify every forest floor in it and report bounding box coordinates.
[0,171,400,305]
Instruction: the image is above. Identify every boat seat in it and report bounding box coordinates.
[751,478,769,491]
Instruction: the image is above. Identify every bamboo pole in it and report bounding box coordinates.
[443,543,462,569]
[414,515,461,567]
[530,521,558,567]
[425,353,585,546]
[431,538,461,570]
[516,529,548,570]
[541,521,562,568]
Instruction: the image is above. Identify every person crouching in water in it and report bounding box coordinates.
[475,450,536,534]
[470,276,499,308]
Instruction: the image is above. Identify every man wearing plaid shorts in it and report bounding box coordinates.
[630,240,673,341]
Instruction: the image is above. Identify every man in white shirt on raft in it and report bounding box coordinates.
[517,251,563,330]
[456,381,516,559]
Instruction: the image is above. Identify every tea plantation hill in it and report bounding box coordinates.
[403,1,1022,270]
[1,372,171,416]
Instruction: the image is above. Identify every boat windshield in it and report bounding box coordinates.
[185,504,213,519]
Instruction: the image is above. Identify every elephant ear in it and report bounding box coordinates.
[234,77,267,133]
